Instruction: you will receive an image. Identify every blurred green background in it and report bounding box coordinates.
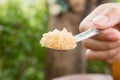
[0,0,48,80]
[0,0,119,80]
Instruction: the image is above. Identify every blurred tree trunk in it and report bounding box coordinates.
[46,0,112,80]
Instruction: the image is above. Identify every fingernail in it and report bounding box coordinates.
[93,15,109,29]
[86,49,92,59]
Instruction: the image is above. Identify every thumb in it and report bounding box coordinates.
[93,7,120,29]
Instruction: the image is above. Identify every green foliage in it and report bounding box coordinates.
[87,61,110,74]
[116,0,120,2]
[0,0,48,80]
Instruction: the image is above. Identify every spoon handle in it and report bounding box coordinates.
[75,27,101,42]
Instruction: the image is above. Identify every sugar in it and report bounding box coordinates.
[40,28,77,50]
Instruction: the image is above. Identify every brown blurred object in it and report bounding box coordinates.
[46,0,112,80]
[53,74,113,80]
[111,60,120,80]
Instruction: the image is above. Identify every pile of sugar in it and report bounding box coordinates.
[40,28,76,50]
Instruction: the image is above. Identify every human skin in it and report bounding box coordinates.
[68,0,86,13]
[79,3,120,64]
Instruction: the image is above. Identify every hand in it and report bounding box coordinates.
[79,3,120,64]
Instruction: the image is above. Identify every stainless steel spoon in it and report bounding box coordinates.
[75,27,102,42]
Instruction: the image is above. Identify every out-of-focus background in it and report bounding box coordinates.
[0,0,120,80]
[0,0,48,80]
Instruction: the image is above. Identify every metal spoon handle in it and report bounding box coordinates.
[75,27,101,42]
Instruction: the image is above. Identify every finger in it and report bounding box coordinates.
[86,47,120,60]
[93,6,120,29]
[79,3,120,32]
[93,28,120,41]
[79,4,106,32]
[106,52,120,64]
[83,39,120,51]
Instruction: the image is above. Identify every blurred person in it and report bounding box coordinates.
[46,0,112,80]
